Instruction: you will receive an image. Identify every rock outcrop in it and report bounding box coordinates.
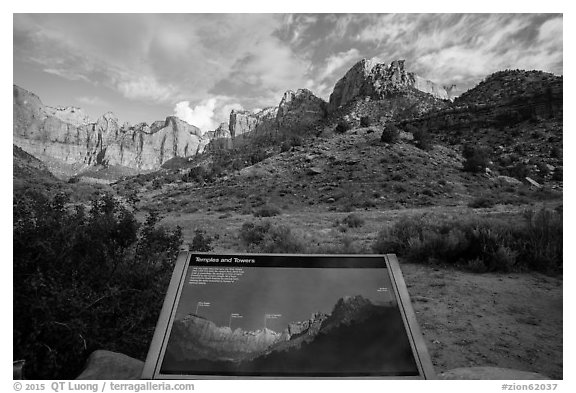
[76,350,144,380]
[209,90,327,151]
[205,122,233,150]
[328,59,448,113]
[229,107,278,140]
[276,89,327,133]
[13,85,209,173]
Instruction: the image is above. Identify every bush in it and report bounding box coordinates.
[253,205,281,217]
[360,116,372,127]
[462,145,490,173]
[183,166,207,183]
[280,135,303,152]
[317,235,366,254]
[468,197,495,208]
[342,213,365,228]
[507,162,531,179]
[550,146,562,159]
[191,229,213,252]
[371,209,562,273]
[13,192,183,379]
[380,124,400,143]
[413,127,433,150]
[335,119,352,134]
[249,149,268,165]
[536,162,550,176]
[239,221,306,253]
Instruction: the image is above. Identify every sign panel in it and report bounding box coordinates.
[142,253,435,379]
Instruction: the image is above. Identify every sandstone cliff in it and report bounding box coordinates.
[328,59,448,113]
[13,85,209,173]
[276,89,327,133]
[208,90,327,151]
[229,107,279,140]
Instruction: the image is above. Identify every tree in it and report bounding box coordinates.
[380,124,400,143]
[413,127,433,150]
[462,145,490,173]
[14,192,183,379]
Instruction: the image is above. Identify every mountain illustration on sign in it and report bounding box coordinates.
[161,295,419,376]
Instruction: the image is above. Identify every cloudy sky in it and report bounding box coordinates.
[13,13,562,133]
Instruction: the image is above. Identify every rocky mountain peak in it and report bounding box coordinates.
[328,58,448,113]
[276,88,327,133]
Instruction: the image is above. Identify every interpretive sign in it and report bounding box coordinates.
[142,253,435,379]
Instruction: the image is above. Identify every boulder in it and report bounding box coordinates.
[497,175,523,186]
[76,350,144,380]
[438,367,549,380]
[525,177,543,188]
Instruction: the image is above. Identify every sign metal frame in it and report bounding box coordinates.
[142,252,435,379]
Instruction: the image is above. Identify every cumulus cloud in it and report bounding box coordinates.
[174,100,218,133]
[174,98,243,133]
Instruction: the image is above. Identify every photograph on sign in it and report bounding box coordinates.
[143,253,433,379]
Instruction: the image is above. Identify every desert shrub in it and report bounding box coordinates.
[404,123,419,134]
[183,166,207,183]
[422,188,434,197]
[536,162,551,176]
[317,235,366,254]
[550,145,562,159]
[239,221,272,246]
[249,149,268,165]
[280,135,303,152]
[380,124,400,143]
[462,145,490,173]
[552,168,563,181]
[342,213,365,228]
[239,221,306,253]
[521,209,563,272]
[335,119,352,134]
[253,205,281,217]
[231,159,244,171]
[371,208,562,273]
[151,177,164,189]
[13,192,183,379]
[468,197,495,208]
[360,116,372,127]
[413,127,433,150]
[468,197,495,209]
[191,229,213,252]
[507,162,531,180]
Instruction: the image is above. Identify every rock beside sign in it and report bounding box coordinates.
[439,366,549,380]
[76,350,143,380]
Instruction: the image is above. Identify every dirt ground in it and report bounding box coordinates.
[401,262,562,379]
[159,204,563,379]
